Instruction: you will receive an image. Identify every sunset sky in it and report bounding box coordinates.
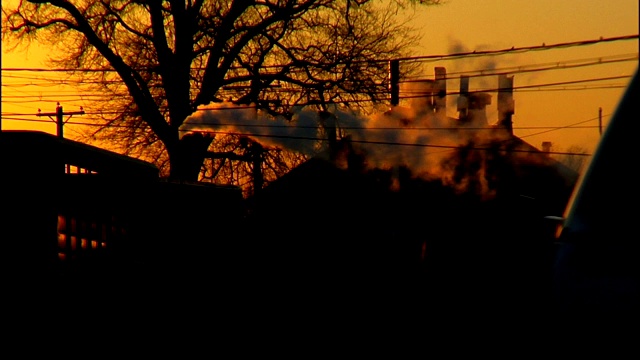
[2,0,638,155]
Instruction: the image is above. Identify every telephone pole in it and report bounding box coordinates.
[37,102,85,139]
[598,107,603,136]
[388,59,400,107]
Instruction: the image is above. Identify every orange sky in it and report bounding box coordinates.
[2,0,638,155]
[407,0,639,154]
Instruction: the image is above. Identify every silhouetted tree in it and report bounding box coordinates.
[3,0,442,189]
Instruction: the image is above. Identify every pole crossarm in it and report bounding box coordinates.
[36,102,85,139]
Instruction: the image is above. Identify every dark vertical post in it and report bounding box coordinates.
[320,111,337,162]
[457,75,470,122]
[389,60,400,107]
[598,107,603,136]
[434,67,447,114]
[498,74,515,135]
[56,103,64,139]
[251,142,264,193]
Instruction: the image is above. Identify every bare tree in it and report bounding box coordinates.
[2,0,442,193]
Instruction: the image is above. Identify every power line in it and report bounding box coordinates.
[514,84,627,92]
[2,34,637,73]
[4,53,637,90]
[3,54,635,112]
[170,129,594,156]
[516,114,608,143]
[0,116,605,133]
[2,34,631,156]
[1,94,126,99]
[399,74,633,99]
[1,82,626,106]
[2,71,633,114]
[402,53,638,82]
[0,116,49,123]
[1,107,607,155]
[396,34,639,63]
[3,48,635,95]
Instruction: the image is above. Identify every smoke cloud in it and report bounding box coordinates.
[179,100,475,174]
[180,102,323,156]
[180,69,547,199]
[181,99,508,178]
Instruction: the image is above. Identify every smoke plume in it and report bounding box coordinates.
[180,72,551,199]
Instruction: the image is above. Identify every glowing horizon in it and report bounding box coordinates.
[2,0,638,156]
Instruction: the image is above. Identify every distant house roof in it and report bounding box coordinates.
[239,114,585,296]
[1,130,159,180]
[246,121,579,246]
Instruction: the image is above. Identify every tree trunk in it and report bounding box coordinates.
[168,133,214,181]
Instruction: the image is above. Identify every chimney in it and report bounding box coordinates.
[541,141,552,153]
[319,111,338,162]
[457,75,470,122]
[497,74,515,135]
[434,67,447,115]
[467,92,491,126]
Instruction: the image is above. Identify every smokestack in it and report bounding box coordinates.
[457,75,491,126]
[319,111,338,162]
[498,74,515,135]
[457,75,470,122]
[434,67,447,114]
[468,92,491,126]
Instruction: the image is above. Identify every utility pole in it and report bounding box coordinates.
[389,59,400,107]
[598,107,603,136]
[37,102,85,139]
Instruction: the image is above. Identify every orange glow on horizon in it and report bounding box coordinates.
[2,0,638,156]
